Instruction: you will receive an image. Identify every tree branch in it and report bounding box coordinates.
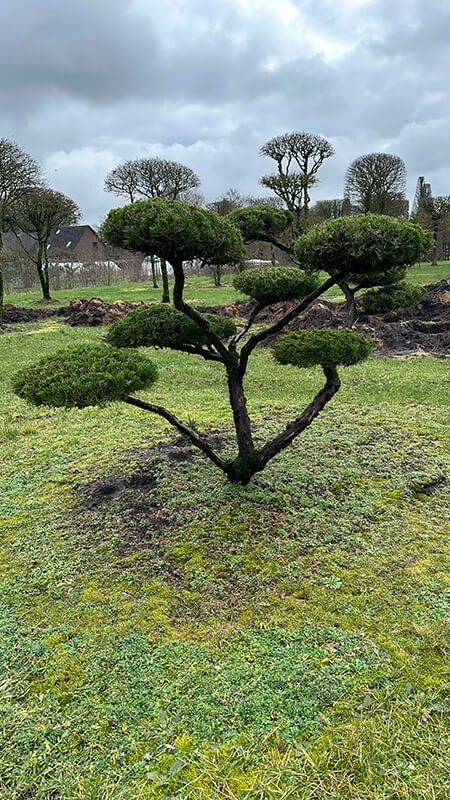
[171,259,235,365]
[124,396,228,474]
[239,273,343,373]
[255,366,341,468]
[229,302,263,349]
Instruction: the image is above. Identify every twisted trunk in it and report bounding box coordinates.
[339,281,356,327]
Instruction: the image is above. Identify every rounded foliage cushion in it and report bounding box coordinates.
[234,267,319,305]
[106,304,236,349]
[13,344,158,408]
[273,329,373,369]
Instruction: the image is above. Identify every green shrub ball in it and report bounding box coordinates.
[294,215,432,281]
[234,267,319,305]
[13,345,158,408]
[273,329,373,369]
[362,283,426,315]
[106,304,236,349]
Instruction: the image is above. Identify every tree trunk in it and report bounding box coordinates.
[150,255,158,288]
[161,258,170,302]
[36,241,51,300]
[214,265,221,286]
[339,281,356,327]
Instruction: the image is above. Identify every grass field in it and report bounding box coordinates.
[0,304,449,797]
[5,261,450,309]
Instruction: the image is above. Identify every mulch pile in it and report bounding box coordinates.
[203,279,450,357]
[3,280,449,356]
[1,303,59,323]
[58,297,143,326]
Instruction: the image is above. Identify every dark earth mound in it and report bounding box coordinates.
[1,303,60,323]
[59,297,144,326]
[3,279,449,355]
[205,279,450,357]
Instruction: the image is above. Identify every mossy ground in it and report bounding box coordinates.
[0,310,449,798]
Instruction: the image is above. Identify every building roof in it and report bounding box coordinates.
[48,225,99,251]
[2,225,101,254]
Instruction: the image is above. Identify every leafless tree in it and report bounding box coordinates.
[0,138,42,321]
[344,152,407,215]
[413,194,450,265]
[260,131,334,233]
[309,197,353,224]
[10,187,80,300]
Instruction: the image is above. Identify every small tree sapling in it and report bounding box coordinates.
[14,202,430,485]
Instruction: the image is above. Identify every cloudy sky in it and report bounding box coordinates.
[1,0,449,224]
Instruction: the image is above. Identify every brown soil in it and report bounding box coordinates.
[3,279,449,356]
[205,279,450,357]
[60,297,144,326]
[1,303,60,323]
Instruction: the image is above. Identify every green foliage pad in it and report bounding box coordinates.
[100,198,246,266]
[228,204,293,242]
[362,283,426,315]
[234,266,319,305]
[13,344,158,408]
[273,329,373,369]
[106,304,236,349]
[294,214,432,283]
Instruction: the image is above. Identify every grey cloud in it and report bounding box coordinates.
[1,0,449,222]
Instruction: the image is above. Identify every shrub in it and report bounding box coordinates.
[228,205,293,243]
[294,215,432,281]
[13,345,157,408]
[361,283,426,315]
[106,304,236,349]
[273,329,373,369]
[234,267,319,306]
[100,198,245,267]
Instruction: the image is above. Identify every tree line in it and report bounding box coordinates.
[1,132,449,321]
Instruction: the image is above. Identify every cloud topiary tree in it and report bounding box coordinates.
[294,214,432,326]
[13,201,430,485]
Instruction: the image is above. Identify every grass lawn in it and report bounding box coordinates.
[5,261,450,309]
[0,311,449,798]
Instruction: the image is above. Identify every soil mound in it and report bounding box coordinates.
[210,279,449,357]
[60,297,143,326]
[1,303,59,323]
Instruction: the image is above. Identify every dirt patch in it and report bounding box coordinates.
[60,297,144,326]
[1,303,60,324]
[227,279,450,357]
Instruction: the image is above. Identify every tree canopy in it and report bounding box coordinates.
[100,198,245,268]
[10,187,80,300]
[260,131,334,233]
[344,153,407,216]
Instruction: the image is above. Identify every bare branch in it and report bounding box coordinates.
[124,395,228,474]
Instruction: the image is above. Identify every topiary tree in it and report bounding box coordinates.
[13,201,429,485]
[295,214,432,326]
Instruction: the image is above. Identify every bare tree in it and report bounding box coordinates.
[104,161,141,203]
[10,187,80,300]
[413,194,450,265]
[309,197,353,224]
[260,131,334,233]
[0,138,42,322]
[104,157,201,302]
[344,153,407,216]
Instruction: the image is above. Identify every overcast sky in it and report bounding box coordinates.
[1,0,449,224]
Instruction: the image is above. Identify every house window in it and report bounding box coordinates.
[92,241,98,249]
